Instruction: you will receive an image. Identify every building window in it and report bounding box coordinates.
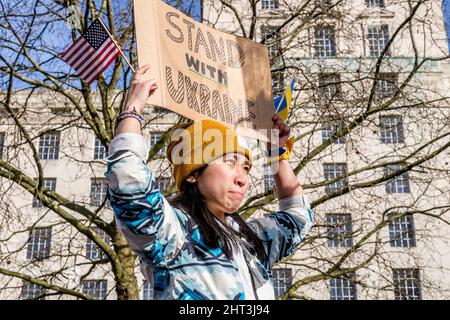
[149,132,167,156]
[318,73,341,99]
[26,227,52,260]
[323,163,348,193]
[90,178,109,207]
[86,227,111,260]
[261,0,279,10]
[21,282,47,300]
[263,165,275,193]
[0,132,4,159]
[143,280,154,300]
[366,0,384,8]
[272,268,292,297]
[322,118,346,144]
[376,73,398,98]
[32,178,56,208]
[38,131,60,160]
[93,137,107,160]
[314,26,336,58]
[389,215,416,247]
[329,273,357,300]
[326,214,353,247]
[393,269,421,300]
[385,164,410,194]
[368,25,390,57]
[272,72,285,97]
[261,26,281,61]
[380,115,404,143]
[155,177,172,193]
[82,280,108,300]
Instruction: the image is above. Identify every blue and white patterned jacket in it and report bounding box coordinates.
[105,133,314,300]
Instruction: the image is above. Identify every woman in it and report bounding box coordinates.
[106,65,314,300]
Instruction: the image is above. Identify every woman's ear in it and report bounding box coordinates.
[185,176,196,184]
[185,172,199,184]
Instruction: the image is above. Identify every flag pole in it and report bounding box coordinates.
[97,18,135,73]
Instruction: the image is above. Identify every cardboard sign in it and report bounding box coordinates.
[133,0,275,140]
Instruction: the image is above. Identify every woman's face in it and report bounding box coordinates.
[195,153,251,219]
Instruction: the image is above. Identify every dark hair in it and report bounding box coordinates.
[170,166,267,262]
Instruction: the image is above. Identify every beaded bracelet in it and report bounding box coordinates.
[116,109,144,129]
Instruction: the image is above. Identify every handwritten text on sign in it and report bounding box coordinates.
[133,0,274,139]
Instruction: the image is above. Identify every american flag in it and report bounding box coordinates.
[60,19,120,84]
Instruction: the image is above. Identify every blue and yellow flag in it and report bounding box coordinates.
[274,77,296,122]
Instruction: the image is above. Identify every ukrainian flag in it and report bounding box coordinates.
[274,77,295,122]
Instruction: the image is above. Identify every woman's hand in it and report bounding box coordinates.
[123,64,158,114]
[271,114,291,148]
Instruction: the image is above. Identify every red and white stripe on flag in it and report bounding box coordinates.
[60,19,119,84]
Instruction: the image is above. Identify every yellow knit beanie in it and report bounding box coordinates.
[166,119,253,191]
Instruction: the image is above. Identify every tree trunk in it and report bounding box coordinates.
[113,231,140,300]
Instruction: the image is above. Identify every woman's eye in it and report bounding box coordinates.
[225,159,235,165]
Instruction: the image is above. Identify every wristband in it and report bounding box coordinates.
[268,137,294,162]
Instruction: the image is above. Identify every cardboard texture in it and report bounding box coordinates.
[133,0,275,140]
